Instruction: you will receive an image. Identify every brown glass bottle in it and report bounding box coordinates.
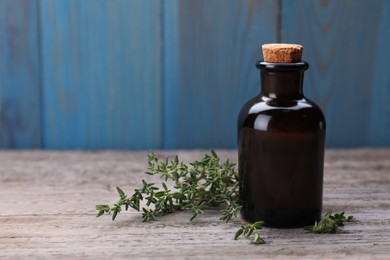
[237,61,326,228]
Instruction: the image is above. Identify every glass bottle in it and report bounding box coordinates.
[237,60,326,228]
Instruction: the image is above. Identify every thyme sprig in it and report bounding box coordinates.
[304,211,355,233]
[96,151,241,223]
[234,221,265,244]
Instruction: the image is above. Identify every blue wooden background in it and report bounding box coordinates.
[0,0,389,149]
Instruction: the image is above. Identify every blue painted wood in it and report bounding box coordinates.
[39,0,162,149]
[0,0,41,148]
[164,0,279,148]
[368,0,390,147]
[1,0,389,149]
[281,0,387,147]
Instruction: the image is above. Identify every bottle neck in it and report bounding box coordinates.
[260,70,304,99]
[256,61,309,100]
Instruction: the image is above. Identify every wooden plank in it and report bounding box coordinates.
[0,150,389,258]
[0,0,41,148]
[368,0,390,146]
[164,0,279,149]
[281,0,387,147]
[39,0,162,149]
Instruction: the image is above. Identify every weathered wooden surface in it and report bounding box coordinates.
[0,150,389,259]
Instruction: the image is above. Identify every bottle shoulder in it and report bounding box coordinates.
[239,96,324,115]
[238,96,326,131]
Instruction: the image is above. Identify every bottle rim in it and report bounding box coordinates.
[256,60,309,71]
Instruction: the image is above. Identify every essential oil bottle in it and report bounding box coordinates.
[237,44,326,228]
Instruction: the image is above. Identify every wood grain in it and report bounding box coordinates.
[39,0,162,149]
[281,0,388,147]
[0,150,389,258]
[164,0,279,148]
[0,0,41,148]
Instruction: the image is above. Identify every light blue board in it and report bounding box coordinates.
[164,0,279,149]
[39,0,162,149]
[281,0,387,147]
[0,0,41,148]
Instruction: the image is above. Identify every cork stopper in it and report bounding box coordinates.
[262,43,303,63]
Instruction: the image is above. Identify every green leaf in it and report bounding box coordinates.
[174,155,179,165]
[252,221,264,229]
[112,210,118,221]
[252,233,265,244]
[95,204,109,211]
[246,227,254,237]
[172,192,187,200]
[162,182,169,191]
[154,191,165,198]
[96,210,105,218]
[116,187,126,198]
[234,228,244,240]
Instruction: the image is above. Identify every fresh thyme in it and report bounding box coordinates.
[234,221,265,244]
[96,151,355,244]
[304,211,355,233]
[96,151,241,223]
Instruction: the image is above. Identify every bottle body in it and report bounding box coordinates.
[237,61,326,228]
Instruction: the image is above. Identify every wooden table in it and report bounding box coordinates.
[0,150,389,259]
